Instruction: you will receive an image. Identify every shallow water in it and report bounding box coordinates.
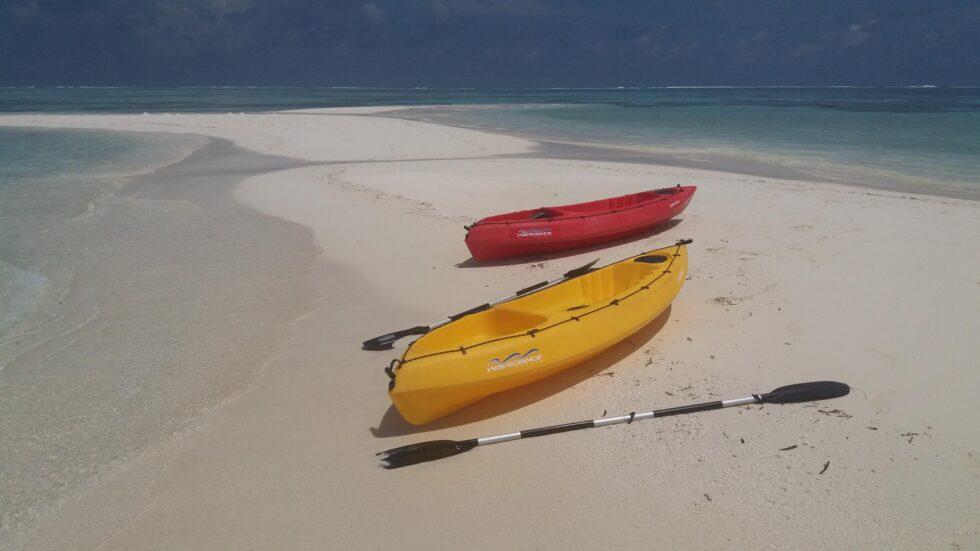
[0,130,316,538]
[0,128,199,344]
[405,94,980,198]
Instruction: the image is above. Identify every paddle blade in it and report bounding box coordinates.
[377,439,478,469]
[563,259,598,279]
[362,326,429,351]
[760,381,850,404]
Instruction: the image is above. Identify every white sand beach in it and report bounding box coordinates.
[0,109,977,549]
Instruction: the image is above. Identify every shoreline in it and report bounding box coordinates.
[378,105,980,202]
[1,110,978,549]
[0,134,321,542]
[3,106,979,202]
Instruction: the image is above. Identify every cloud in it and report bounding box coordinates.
[1,0,976,86]
[6,0,40,19]
[437,0,557,17]
[362,2,386,23]
[429,1,451,21]
[790,21,874,57]
[842,24,871,47]
[733,29,770,61]
[210,0,253,16]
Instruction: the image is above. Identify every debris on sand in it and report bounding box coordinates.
[818,408,852,419]
[779,445,798,451]
[819,461,830,475]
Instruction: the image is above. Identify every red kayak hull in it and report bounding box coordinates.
[465,186,696,261]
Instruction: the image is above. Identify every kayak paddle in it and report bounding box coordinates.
[377,381,850,469]
[362,258,599,351]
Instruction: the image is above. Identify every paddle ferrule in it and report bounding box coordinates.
[594,411,656,427]
[722,395,759,408]
[477,432,522,445]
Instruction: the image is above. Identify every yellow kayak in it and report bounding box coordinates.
[388,240,690,425]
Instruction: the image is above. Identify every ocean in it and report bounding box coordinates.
[3,86,977,197]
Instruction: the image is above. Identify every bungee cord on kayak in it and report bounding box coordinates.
[384,239,692,425]
[391,239,688,368]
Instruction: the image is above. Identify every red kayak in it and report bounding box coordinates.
[465,185,696,261]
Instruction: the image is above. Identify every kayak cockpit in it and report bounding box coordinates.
[407,253,671,357]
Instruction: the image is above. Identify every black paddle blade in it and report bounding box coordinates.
[362,326,429,351]
[760,381,850,404]
[563,259,598,279]
[377,439,478,469]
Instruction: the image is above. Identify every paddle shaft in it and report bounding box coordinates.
[469,395,759,447]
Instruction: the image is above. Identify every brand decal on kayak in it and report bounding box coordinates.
[516,228,552,238]
[487,348,542,372]
[669,200,680,208]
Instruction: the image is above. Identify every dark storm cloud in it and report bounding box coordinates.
[0,0,977,86]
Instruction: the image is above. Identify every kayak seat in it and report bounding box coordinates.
[519,261,661,309]
[529,208,566,219]
[410,308,548,353]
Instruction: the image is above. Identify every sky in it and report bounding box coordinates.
[1,0,977,87]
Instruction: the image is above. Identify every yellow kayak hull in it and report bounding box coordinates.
[389,242,689,425]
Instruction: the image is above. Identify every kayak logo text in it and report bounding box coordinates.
[517,228,552,238]
[487,349,542,372]
[669,200,680,208]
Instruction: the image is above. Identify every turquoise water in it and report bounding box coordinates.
[418,101,980,197]
[0,127,197,343]
[2,87,977,197]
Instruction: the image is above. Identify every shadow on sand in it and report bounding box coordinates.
[369,306,672,438]
[455,218,683,268]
